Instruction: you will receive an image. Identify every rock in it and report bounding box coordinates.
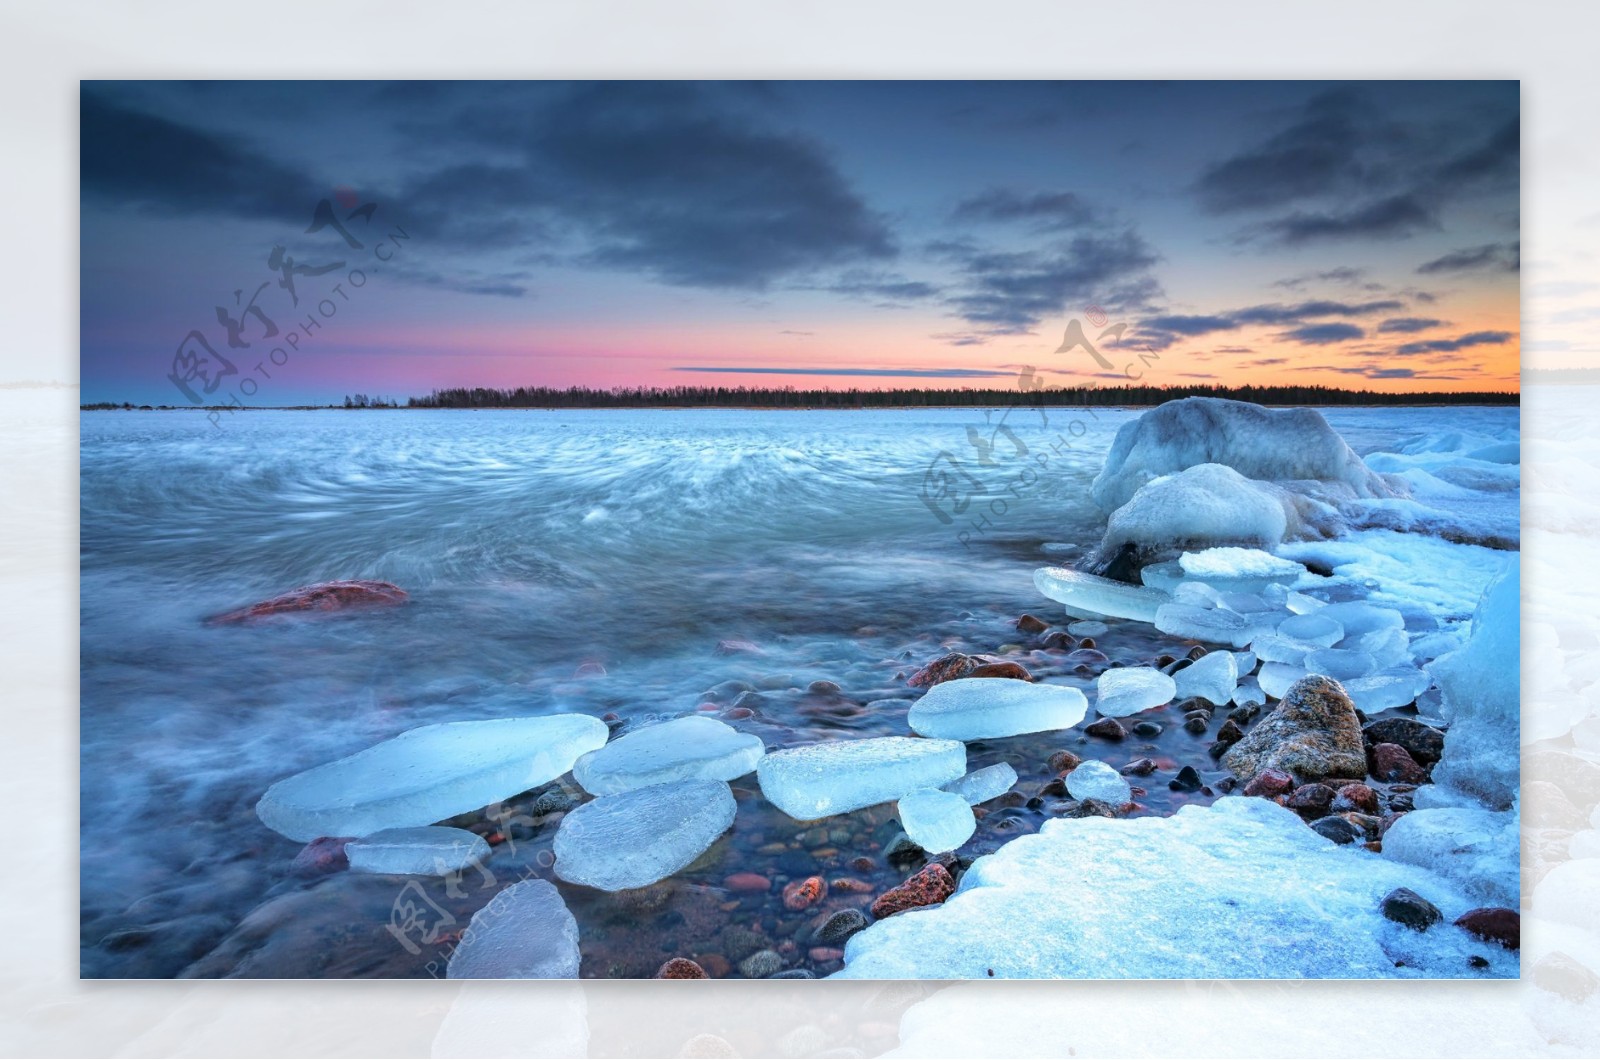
[1242,769,1294,798]
[1380,887,1442,931]
[1228,703,1261,725]
[782,876,827,911]
[882,831,924,864]
[815,908,869,946]
[871,863,956,919]
[1132,721,1164,738]
[1454,907,1519,950]
[1361,717,1446,765]
[807,680,842,695]
[738,949,784,978]
[1368,742,1430,784]
[1214,718,1245,745]
[1333,783,1379,815]
[656,957,709,979]
[1064,648,1111,672]
[289,836,352,877]
[1531,951,1599,1003]
[1168,766,1203,793]
[530,789,580,817]
[1183,716,1209,735]
[1041,631,1075,650]
[907,652,979,688]
[1221,674,1366,783]
[1061,798,1119,819]
[1287,783,1336,816]
[968,661,1033,681]
[1084,717,1126,741]
[207,579,407,624]
[1015,614,1050,634]
[770,969,815,979]
[1047,750,1082,774]
[1120,758,1157,776]
[1310,816,1365,844]
[723,872,771,893]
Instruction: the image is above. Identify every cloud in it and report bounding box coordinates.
[672,365,1013,378]
[941,231,1162,333]
[1377,316,1445,333]
[1254,194,1438,244]
[1416,241,1520,275]
[952,189,1098,230]
[1395,330,1514,355]
[812,269,939,302]
[1281,322,1365,345]
[1193,90,1371,214]
[1229,298,1403,325]
[1140,314,1239,336]
[1248,357,1289,366]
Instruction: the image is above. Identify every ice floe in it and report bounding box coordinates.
[909,678,1088,740]
[942,762,1018,805]
[346,826,490,877]
[1095,667,1176,717]
[1033,566,1167,622]
[898,788,977,853]
[553,778,736,891]
[573,715,763,795]
[757,736,966,820]
[446,879,581,979]
[1064,760,1132,804]
[1172,650,1238,705]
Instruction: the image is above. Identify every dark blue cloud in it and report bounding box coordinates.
[952,189,1098,230]
[1377,316,1445,333]
[1281,322,1366,345]
[1395,330,1513,355]
[940,231,1162,333]
[1416,242,1520,275]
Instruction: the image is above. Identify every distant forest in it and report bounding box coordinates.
[402,383,1520,409]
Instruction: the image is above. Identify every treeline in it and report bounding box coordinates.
[405,383,1519,409]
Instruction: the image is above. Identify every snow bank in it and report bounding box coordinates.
[833,796,1515,979]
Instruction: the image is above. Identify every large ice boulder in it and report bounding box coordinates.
[1426,563,1520,810]
[1091,397,1401,512]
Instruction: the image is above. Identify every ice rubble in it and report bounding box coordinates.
[898,788,977,853]
[1094,667,1176,718]
[572,715,763,795]
[909,678,1088,740]
[942,762,1018,805]
[446,879,581,979]
[552,778,736,891]
[833,797,1515,979]
[757,736,966,820]
[1064,760,1131,804]
[1173,650,1238,705]
[1033,566,1167,622]
[346,826,490,877]
[255,715,610,842]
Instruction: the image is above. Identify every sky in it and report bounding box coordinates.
[79,80,1521,405]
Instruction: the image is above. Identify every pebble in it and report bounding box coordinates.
[1047,750,1083,774]
[1084,717,1126,741]
[724,872,771,893]
[809,946,845,963]
[829,876,873,894]
[1132,721,1163,738]
[1120,758,1157,776]
[1288,783,1336,815]
[1380,887,1442,931]
[782,877,828,911]
[290,836,352,877]
[656,957,709,979]
[739,949,784,978]
[1454,907,1520,950]
[1333,783,1380,815]
[1368,742,1430,784]
[815,908,870,945]
[1310,816,1364,844]
[1015,614,1050,634]
[1242,769,1295,798]
[871,863,956,919]
[1168,766,1203,792]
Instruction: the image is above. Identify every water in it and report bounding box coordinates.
[78,404,1518,978]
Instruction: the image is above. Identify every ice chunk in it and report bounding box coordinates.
[1343,666,1429,712]
[1317,601,1405,638]
[553,778,735,891]
[757,736,966,820]
[1095,667,1177,717]
[1099,463,1293,558]
[1154,602,1251,648]
[1139,561,1185,592]
[446,879,581,979]
[1382,805,1519,908]
[1173,650,1238,705]
[1232,679,1266,710]
[898,788,977,853]
[909,678,1089,740]
[1067,620,1109,638]
[573,715,763,795]
[1351,626,1411,667]
[1065,760,1132,803]
[1284,590,1327,615]
[834,797,1512,979]
[1277,611,1344,646]
[1303,647,1378,681]
[1090,398,1402,512]
[1428,563,1520,810]
[1034,566,1168,623]
[1173,581,1227,608]
[942,762,1018,805]
[1232,650,1257,675]
[1250,633,1319,666]
[1258,662,1308,700]
[347,826,490,877]
[256,714,610,842]
[1217,591,1277,614]
[1179,547,1303,587]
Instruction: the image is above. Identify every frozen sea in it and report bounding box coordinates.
[78,404,1519,977]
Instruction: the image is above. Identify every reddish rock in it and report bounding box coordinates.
[656,957,709,979]
[1047,750,1083,774]
[715,638,765,656]
[1369,742,1430,784]
[1243,768,1295,798]
[1287,782,1337,815]
[723,706,755,721]
[1455,907,1520,950]
[809,946,845,963]
[1120,758,1157,776]
[782,876,827,911]
[1041,631,1076,650]
[697,953,731,978]
[208,580,407,624]
[871,863,956,920]
[968,661,1033,681]
[908,652,979,688]
[1064,648,1110,672]
[828,876,874,894]
[1084,717,1126,741]
[1334,782,1380,815]
[723,872,771,893]
[1015,614,1050,635]
[290,836,352,876]
[1077,637,1097,650]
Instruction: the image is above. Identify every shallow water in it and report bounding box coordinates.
[78,404,1519,978]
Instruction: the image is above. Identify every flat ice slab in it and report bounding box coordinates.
[757,736,966,820]
[1095,667,1177,717]
[898,788,977,853]
[256,714,610,841]
[942,762,1018,805]
[833,797,1517,979]
[446,879,581,979]
[1154,602,1252,648]
[573,715,763,795]
[347,826,490,876]
[1065,760,1132,803]
[909,678,1088,740]
[553,778,736,891]
[1034,566,1168,623]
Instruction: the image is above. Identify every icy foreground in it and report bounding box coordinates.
[908,678,1088,739]
[572,715,763,795]
[346,826,490,876]
[758,737,967,820]
[553,778,736,891]
[446,879,580,979]
[834,797,1516,979]
[255,715,609,842]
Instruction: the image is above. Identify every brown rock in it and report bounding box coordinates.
[1361,717,1445,764]
[208,579,407,624]
[723,872,771,893]
[871,863,956,919]
[1084,717,1127,741]
[290,836,352,877]
[808,946,845,963]
[1243,769,1295,798]
[968,661,1033,681]
[1120,758,1157,776]
[782,876,827,911]
[1047,750,1082,774]
[1455,907,1520,950]
[656,957,709,979]
[1015,614,1050,634]
[1368,742,1430,784]
[1287,782,1336,816]
[1214,718,1245,745]
[907,652,979,688]
[697,953,731,978]
[1221,675,1366,782]
[1333,782,1380,815]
